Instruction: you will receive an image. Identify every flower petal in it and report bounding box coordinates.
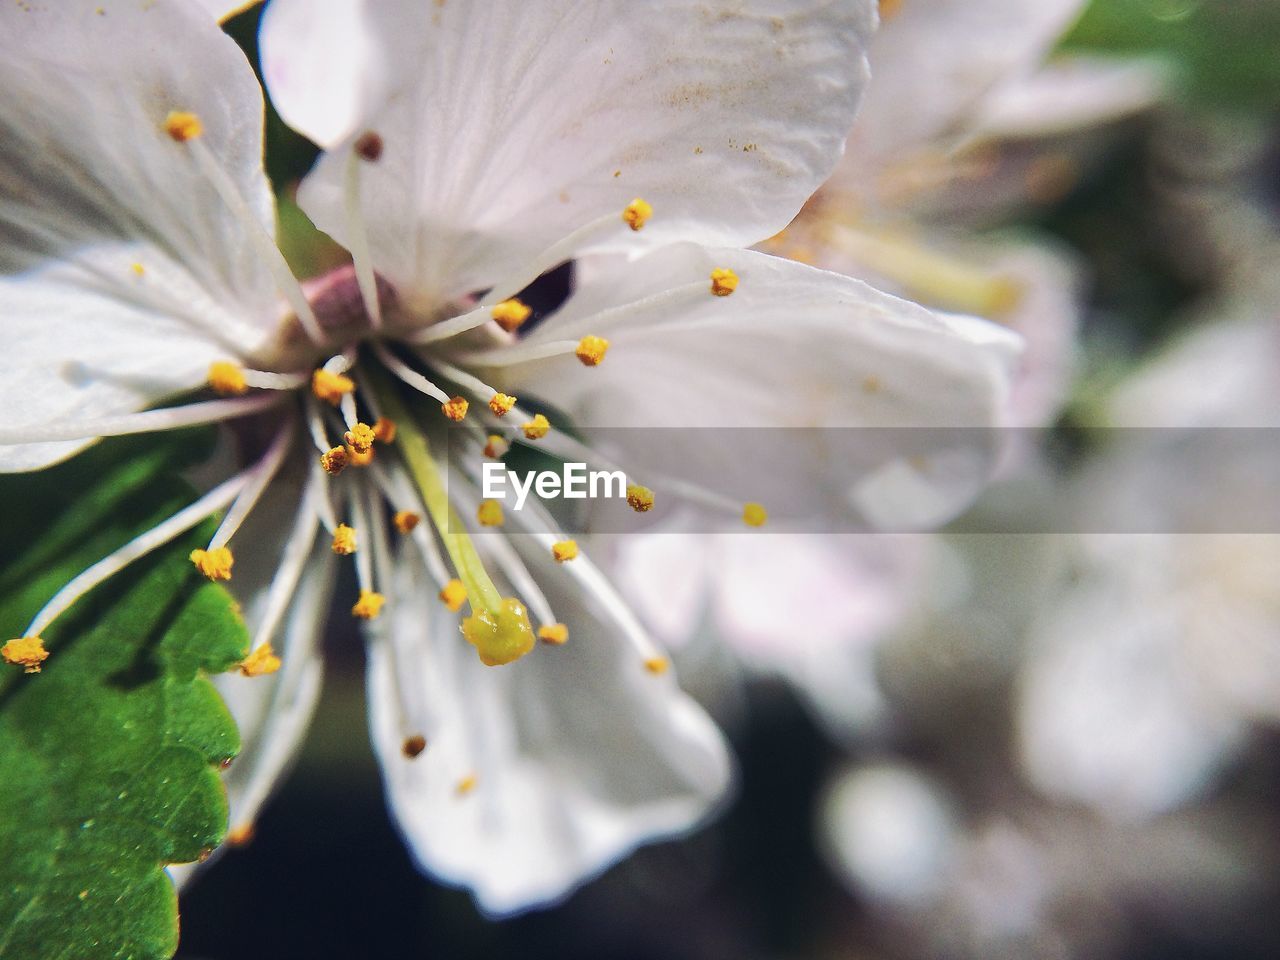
[0,0,283,470]
[365,539,732,916]
[282,0,875,302]
[486,244,1021,530]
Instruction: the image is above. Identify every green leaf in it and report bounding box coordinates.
[0,434,249,960]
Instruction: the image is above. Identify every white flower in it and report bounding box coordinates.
[1,0,1016,913]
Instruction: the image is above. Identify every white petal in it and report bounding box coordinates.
[366,540,732,916]
[844,0,1087,168]
[0,0,283,470]
[287,0,875,303]
[488,244,1021,530]
[192,0,260,22]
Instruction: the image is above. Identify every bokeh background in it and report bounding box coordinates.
[178,2,1280,957]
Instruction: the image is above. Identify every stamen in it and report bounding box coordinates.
[373,417,397,443]
[331,524,358,555]
[439,579,468,612]
[484,435,509,459]
[710,267,739,297]
[489,393,517,417]
[208,361,248,395]
[574,335,610,366]
[491,298,533,333]
[538,624,569,645]
[352,589,386,620]
[521,414,550,440]
[742,502,768,527]
[371,342,453,405]
[393,511,420,534]
[402,735,427,758]
[2,636,49,674]
[0,394,280,446]
[238,643,282,677]
[343,147,385,331]
[441,396,469,422]
[476,500,504,527]
[190,547,234,581]
[247,475,324,658]
[320,447,349,475]
[22,470,251,640]
[312,369,355,405]
[644,657,670,675]
[346,443,376,467]
[207,420,296,551]
[551,540,579,562]
[368,463,452,587]
[344,423,377,454]
[626,484,655,513]
[622,197,653,231]
[164,110,203,142]
[179,132,325,345]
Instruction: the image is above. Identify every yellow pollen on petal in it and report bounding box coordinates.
[710,267,739,297]
[352,589,386,620]
[484,434,510,459]
[164,110,203,142]
[372,417,398,443]
[438,579,468,612]
[238,643,282,677]
[491,298,533,333]
[190,547,234,581]
[441,395,469,421]
[461,596,535,666]
[331,524,358,555]
[626,484,655,513]
[208,361,248,396]
[538,623,569,645]
[312,368,355,405]
[489,393,517,416]
[393,511,421,534]
[320,447,349,475]
[130,262,146,276]
[644,656,670,675]
[477,499,504,527]
[345,443,375,467]
[456,774,478,795]
[402,734,427,758]
[742,502,768,527]
[551,540,579,562]
[343,422,377,454]
[879,0,904,20]
[575,335,610,367]
[3,636,49,674]
[521,413,550,440]
[622,197,653,231]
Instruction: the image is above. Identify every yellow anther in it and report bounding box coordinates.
[345,443,375,467]
[164,110,203,142]
[238,643,282,677]
[393,511,421,534]
[742,502,768,527]
[190,547,234,581]
[130,262,146,276]
[402,734,427,758]
[456,774,479,795]
[439,579,468,612]
[626,484,655,513]
[343,422,377,454]
[521,413,550,440]
[489,393,517,416]
[372,417,398,443]
[208,361,248,396]
[538,623,569,645]
[551,540,579,563]
[331,524,358,555]
[622,197,653,231]
[461,597,535,666]
[575,335,610,367]
[3,636,49,674]
[352,589,386,620]
[312,368,355,405]
[644,657,670,675]
[441,395,469,421]
[491,298,533,333]
[226,823,256,847]
[320,447,349,475]
[484,434,509,459]
[477,499,504,527]
[710,267,739,297]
